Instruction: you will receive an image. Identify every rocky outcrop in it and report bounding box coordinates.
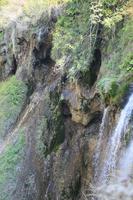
[0,11,56,83]
[61,82,101,125]
[0,6,104,199]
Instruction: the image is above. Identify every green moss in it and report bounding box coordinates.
[98,14,133,105]
[97,74,133,105]
[36,117,47,157]
[44,108,65,156]
[43,90,65,156]
[0,76,27,138]
[50,92,65,153]
[111,82,129,105]
[0,31,4,42]
[119,53,133,72]
[49,111,65,153]
[97,77,118,100]
[103,17,133,73]
[120,18,133,47]
[0,129,25,200]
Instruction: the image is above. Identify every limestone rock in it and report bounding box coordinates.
[61,82,101,125]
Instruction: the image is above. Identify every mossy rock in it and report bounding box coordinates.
[0,76,27,138]
[45,108,65,155]
[0,129,25,200]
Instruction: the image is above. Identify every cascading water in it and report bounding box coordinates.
[92,93,133,200]
[119,139,133,181]
[93,107,109,182]
[99,93,133,183]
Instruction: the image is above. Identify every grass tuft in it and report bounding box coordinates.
[0,129,25,200]
[0,76,27,138]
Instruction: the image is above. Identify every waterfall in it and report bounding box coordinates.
[100,93,133,183]
[119,140,133,181]
[11,23,17,55]
[94,107,109,182]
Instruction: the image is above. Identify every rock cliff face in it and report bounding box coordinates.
[0,12,102,200]
[0,1,132,200]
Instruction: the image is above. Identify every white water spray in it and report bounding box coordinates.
[100,93,133,183]
[119,140,133,181]
[94,107,109,182]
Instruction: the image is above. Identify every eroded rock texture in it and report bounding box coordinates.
[0,1,132,200]
[0,12,103,199]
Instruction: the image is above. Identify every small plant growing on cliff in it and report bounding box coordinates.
[97,77,118,101]
[97,76,130,105]
[120,53,133,72]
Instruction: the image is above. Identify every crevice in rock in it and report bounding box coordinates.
[61,101,72,118]
[10,54,17,75]
[86,111,103,130]
[89,48,102,87]
[17,37,28,46]
[31,31,56,85]
[33,27,55,68]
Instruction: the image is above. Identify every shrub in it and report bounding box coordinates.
[97,74,132,105]
[52,0,130,82]
[120,53,133,72]
[97,77,118,101]
[98,13,133,105]
[52,0,94,81]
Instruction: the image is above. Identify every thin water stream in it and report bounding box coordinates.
[94,107,109,182]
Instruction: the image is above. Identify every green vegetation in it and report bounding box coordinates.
[98,77,118,101]
[0,31,4,42]
[36,117,47,157]
[39,91,65,156]
[52,0,93,80]
[35,91,65,157]
[0,0,70,27]
[120,53,133,72]
[48,109,65,153]
[52,0,129,83]
[23,0,69,18]
[0,76,27,138]
[45,106,65,155]
[101,0,127,28]
[0,129,25,200]
[51,0,132,104]
[48,91,65,153]
[98,15,133,105]
[97,76,130,104]
[0,0,8,7]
